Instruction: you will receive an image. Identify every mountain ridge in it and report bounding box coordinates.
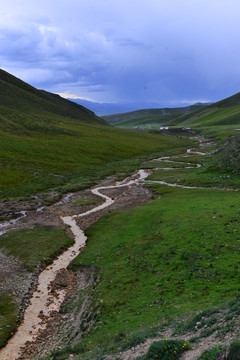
[0,68,106,128]
[103,92,240,131]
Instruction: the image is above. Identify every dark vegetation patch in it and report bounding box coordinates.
[228,340,240,360]
[0,295,18,348]
[140,339,190,360]
[198,345,225,360]
[211,136,240,175]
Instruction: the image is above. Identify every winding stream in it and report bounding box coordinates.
[0,170,149,360]
[0,211,27,236]
[1,145,227,359]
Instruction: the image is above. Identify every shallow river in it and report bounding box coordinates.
[0,170,149,360]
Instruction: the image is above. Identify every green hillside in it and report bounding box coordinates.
[0,69,186,200]
[211,135,240,174]
[167,92,240,127]
[2,69,240,359]
[0,68,105,129]
[103,104,208,129]
[104,92,240,139]
[164,92,240,138]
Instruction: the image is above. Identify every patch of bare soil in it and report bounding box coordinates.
[76,184,152,231]
[0,251,38,319]
[104,307,240,360]
[27,267,96,359]
[18,267,92,360]
[103,329,238,360]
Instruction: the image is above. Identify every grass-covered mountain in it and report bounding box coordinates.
[103,103,208,129]
[104,92,240,139]
[166,92,240,128]
[0,69,186,200]
[0,68,106,129]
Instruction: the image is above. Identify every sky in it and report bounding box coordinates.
[1,0,240,106]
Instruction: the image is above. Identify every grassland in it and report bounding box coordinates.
[42,137,240,359]
[0,295,18,348]
[103,104,207,129]
[47,182,240,359]
[147,136,240,189]
[0,120,187,201]
[148,160,240,188]
[3,69,240,359]
[0,226,74,346]
[104,92,240,143]
[0,226,74,271]
[0,70,190,201]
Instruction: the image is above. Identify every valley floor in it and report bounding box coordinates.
[1,136,240,360]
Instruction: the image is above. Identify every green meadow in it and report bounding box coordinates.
[0,68,188,201]
[3,69,240,359]
[48,183,240,359]
[0,226,74,271]
[105,92,240,142]
[0,122,187,200]
[0,295,17,348]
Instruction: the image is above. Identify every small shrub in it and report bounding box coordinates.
[144,339,190,360]
[200,325,221,338]
[198,345,224,360]
[228,340,240,360]
[120,327,159,351]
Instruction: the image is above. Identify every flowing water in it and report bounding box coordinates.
[0,170,148,360]
[0,146,222,359]
[0,211,27,236]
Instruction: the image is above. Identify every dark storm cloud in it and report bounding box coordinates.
[1,0,240,104]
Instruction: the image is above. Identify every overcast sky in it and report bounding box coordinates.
[1,0,240,105]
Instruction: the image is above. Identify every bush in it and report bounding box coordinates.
[198,345,224,360]
[144,339,190,360]
[228,340,240,360]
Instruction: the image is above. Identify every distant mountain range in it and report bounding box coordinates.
[102,103,210,129]
[102,92,240,130]
[68,98,178,116]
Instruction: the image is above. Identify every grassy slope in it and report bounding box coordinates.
[0,226,74,271]
[58,186,240,358]
[0,68,104,126]
[104,92,240,140]
[148,136,240,188]
[166,92,240,139]
[0,226,74,347]
[49,143,240,359]
[1,123,186,200]
[0,69,187,200]
[0,295,17,348]
[211,136,240,174]
[103,104,207,129]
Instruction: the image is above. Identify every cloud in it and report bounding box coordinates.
[1,0,240,103]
